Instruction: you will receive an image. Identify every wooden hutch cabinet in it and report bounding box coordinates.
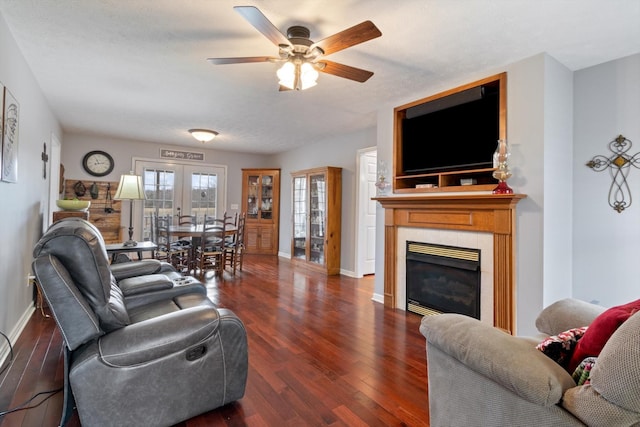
[241,168,280,255]
[290,166,342,275]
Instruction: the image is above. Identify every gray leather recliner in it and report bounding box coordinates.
[32,218,248,427]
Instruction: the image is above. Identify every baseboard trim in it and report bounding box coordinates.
[371,293,384,304]
[0,304,35,367]
[339,268,358,278]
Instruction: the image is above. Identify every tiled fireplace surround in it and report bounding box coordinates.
[375,194,525,334]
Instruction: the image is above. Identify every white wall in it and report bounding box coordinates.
[373,53,640,334]
[372,53,577,335]
[510,54,576,334]
[503,55,547,334]
[572,53,640,307]
[542,57,575,306]
[273,127,377,276]
[61,132,268,238]
[0,13,62,358]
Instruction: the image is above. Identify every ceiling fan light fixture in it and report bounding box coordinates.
[277,60,318,91]
[208,7,382,91]
[277,61,296,90]
[189,129,218,143]
[299,62,318,90]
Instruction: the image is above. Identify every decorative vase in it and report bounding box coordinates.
[492,139,513,194]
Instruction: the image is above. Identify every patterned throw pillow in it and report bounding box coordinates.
[572,356,597,385]
[536,327,588,370]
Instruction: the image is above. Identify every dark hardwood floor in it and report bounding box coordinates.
[0,255,429,426]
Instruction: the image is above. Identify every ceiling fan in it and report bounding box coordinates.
[207,6,382,91]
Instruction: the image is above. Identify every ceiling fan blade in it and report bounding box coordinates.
[207,56,277,65]
[311,21,381,56]
[317,60,374,83]
[279,85,292,92]
[234,6,292,48]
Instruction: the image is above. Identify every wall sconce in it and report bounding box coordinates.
[189,129,219,143]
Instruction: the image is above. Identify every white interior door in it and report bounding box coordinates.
[356,148,377,277]
[134,160,226,240]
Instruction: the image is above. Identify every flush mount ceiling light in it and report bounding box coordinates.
[189,129,219,143]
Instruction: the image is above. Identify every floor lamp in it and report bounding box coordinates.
[114,172,146,247]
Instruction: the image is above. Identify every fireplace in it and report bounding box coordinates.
[406,241,481,318]
[374,194,525,333]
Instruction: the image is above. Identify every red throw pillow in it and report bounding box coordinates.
[568,299,640,372]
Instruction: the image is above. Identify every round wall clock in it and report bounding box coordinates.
[82,150,114,177]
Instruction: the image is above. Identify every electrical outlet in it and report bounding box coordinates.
[27,274,36,287]
[230,203,239,210]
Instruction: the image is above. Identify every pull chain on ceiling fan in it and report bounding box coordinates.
[207,6,382,91]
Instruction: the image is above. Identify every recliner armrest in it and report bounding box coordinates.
[111,259,163,280]
[118,274,173,296]
[420,313,577,406]
[98,305,220,366]
[535,298,606,336]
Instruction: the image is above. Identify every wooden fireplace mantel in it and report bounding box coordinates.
[374,193,526,333]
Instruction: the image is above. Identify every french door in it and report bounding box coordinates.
[134,160,227,241]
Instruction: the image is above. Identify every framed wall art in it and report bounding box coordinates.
[2,86,19,183]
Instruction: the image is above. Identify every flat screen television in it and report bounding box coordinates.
[400,80,500,174]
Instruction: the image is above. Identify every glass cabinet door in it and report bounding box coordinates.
[289,167,340,273]
[309,173,326,264]
[242,168,280,255]
[292,175,307,260]
[260,174,275,220]
[246,174,260,219]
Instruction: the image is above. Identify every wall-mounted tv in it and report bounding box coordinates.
[399,78,502,175]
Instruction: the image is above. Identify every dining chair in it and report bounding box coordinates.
[195,217,226,279]
[154,214,191,274]
[224,211,238,227]
[224,212,246,274]
[222,211,238,246]
[175,214,197,243]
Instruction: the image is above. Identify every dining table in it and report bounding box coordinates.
[168,223,237,238]
[168,223,238,275]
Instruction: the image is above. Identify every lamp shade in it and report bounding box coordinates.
[113,173,145,200]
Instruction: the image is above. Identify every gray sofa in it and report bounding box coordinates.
[32,218,248,427]
[420,298,640,427]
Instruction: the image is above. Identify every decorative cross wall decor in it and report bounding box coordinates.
[41,142,48,179]
[586,134,640,213]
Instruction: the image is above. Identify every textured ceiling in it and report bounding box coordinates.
[0,0,638,154]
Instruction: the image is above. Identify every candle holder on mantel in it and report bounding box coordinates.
[375,160,391,196]
[492,139,513,194]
